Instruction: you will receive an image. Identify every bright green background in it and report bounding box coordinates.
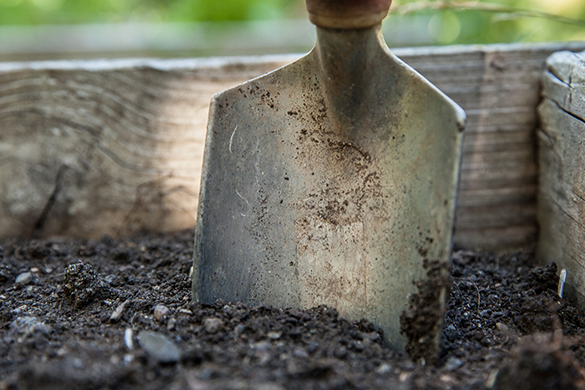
[0,0,584,45]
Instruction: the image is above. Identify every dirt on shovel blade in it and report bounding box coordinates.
[2,229,585,390]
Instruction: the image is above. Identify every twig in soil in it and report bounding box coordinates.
[131,312,139,330]
[454,280,481,315]
[110,300,130,322]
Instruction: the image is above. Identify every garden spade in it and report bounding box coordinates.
[193,0,465,360]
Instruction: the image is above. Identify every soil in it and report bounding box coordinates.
[400,260,451,365]
[2,229,585,390]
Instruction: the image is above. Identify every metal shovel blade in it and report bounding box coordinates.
[193,17,465,361]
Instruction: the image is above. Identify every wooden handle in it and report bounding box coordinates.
[306,0,392,29]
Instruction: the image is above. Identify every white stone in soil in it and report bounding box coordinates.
[154,304,170,322]
[15,272,33,285]
[138,331,181,364]
[124,328,134,350]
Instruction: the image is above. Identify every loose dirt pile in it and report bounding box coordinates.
[1,230,585,390]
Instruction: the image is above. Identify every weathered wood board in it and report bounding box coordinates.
[0,57,292,240]
[537,50,585,304]
[2,42,585,249]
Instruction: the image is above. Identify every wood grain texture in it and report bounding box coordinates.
[2,43,585,248]
[537,50,585,304]
[0,57,296,239]
[401,43,584,250]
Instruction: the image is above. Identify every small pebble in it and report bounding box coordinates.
[72,357,84,369]
[440,374,456,384]
[267,331,282,340]
[167,318,177,331]
[138,331,181,364]
[154,304,170,322]
[376,363,393,374]
[253,341,271,352]
[15,272,33,285]
[496,322,510,332]
[204,318,223,334]
[25,286,35,298]
[293,348,308,359]
[445,356,464,371]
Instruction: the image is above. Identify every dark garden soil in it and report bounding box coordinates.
[2,229,585,390]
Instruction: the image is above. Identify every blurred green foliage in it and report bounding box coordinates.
[0,0,303,24]
[0,0,583,44]
[397,0,585,44]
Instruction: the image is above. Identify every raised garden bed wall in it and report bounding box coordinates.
[2,42,585,250]
[538,50,585,305]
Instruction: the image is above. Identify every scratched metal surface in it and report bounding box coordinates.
[194,25,465,351]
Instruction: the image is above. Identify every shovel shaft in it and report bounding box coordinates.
[314,25,382,130]
[306,0,392,29]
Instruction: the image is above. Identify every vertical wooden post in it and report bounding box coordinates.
[537,50,585,304]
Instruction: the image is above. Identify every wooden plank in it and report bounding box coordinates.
[0,57,296,240]
[537,50,585,304]
[399,43,584,249]
[2,43,585,249]
[455,225,538,251]
[457,185,536,208]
